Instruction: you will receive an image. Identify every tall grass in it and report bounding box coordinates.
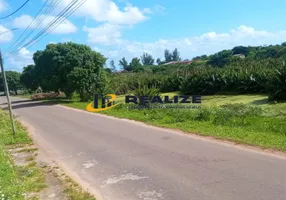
[109,58,286,101]
[0,110,45,200]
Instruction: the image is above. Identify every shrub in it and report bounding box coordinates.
[133,85,160,105]
[31,92,65,100]
[267,61,286,102]
[193,108,212,121]
[213,103,262,126]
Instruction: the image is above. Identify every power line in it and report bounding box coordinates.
[5,0,86,58]
[5,0,58,53]
[5,0,78,57]
[0,0,30,19]
[0,28,18,35]
[7,0,50,51]
[26,0,86,49]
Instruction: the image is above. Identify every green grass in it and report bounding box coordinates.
[61,176,96,200]
[0,110,46,200]
[28,93,286,151]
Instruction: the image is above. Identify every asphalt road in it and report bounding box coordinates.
[1,96,286,200]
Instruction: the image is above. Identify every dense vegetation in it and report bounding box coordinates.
[0,71,22,95]
[108,42,286,102]
[1,41,285,102]
[1,41,286,150]
[20,42,107,101]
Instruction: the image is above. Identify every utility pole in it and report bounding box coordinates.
[0,49,16,135]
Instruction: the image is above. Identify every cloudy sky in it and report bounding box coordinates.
[0,0,286,71]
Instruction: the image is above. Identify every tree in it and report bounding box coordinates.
[232,46,250,56]
[141,52,154,65]
[164,49,173,62]
[129,57,143,72]
[32,42,106,100]
[207,50,232,67]
[119,57,131,71]
[172,48,181,61]
[110,60,116,72]
[193,55,208,61]
[20,65,38,92]
[67,67,107,101]
[282,42,286,46]
[156,58,162,65]
[0,71,22,95]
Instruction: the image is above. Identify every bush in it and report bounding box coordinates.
[31,92,65,100]
[213,103,262,126]
[133,85,160,105]
[267,61,286,102]
[193,108,212,121]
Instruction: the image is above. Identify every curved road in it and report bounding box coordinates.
[1,96,286,200]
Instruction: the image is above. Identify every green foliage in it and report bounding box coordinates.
[20,65,38,92]
[119,57,130,71]
[109,60,116,72]
[141,53,155,65]
[213,103,262,126]
[22,42,106,101]
[156,58,162,65]
[193,108,211,121]
[0,71,22,95]
[67,67,107,101]
[0,110,45,200]
[192,54,208,61]
[267,61,286,102]
[232,46,250,56]
[129,57,143,72]
[172,48,181,61]
[207,50,233,67]
[133,85,160,105]
[164,49,173,63]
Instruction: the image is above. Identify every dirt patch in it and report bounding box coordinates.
[7,145,95,200]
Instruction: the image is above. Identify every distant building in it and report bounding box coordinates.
[162,61,192,65]
[233,54,246,59]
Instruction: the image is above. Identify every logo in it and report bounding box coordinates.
[125,95,201,109]
[125,95,201,104]
[86,94,202,112]
[86,94,119,112]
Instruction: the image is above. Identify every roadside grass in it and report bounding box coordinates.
[61,175,95,200]
[23,93,286,151]
[0,110,46,200]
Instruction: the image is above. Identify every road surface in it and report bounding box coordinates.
[1,96,286,200]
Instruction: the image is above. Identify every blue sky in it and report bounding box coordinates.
[0,0,286,71]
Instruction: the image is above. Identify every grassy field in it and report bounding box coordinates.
[25,93,286,151]
[0,110,46,200]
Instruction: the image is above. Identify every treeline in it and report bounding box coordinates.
[2,41,286,102]
[109,58,286,101]
[112,48,183,73]
[0,71,21,95]
[107,42,286,102]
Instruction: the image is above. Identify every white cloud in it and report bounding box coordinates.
[6,48,34,71]
[58,0,147,25]
[84,23,122,45]
[13,15,77,34]
[0,25,13,43]
[0,0,7,13]
[143,5,165,15]
[96,25,286,64]
[12,14,33,28]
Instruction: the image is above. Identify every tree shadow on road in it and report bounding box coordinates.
[1,101,58,110]
[0,99,39,105]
